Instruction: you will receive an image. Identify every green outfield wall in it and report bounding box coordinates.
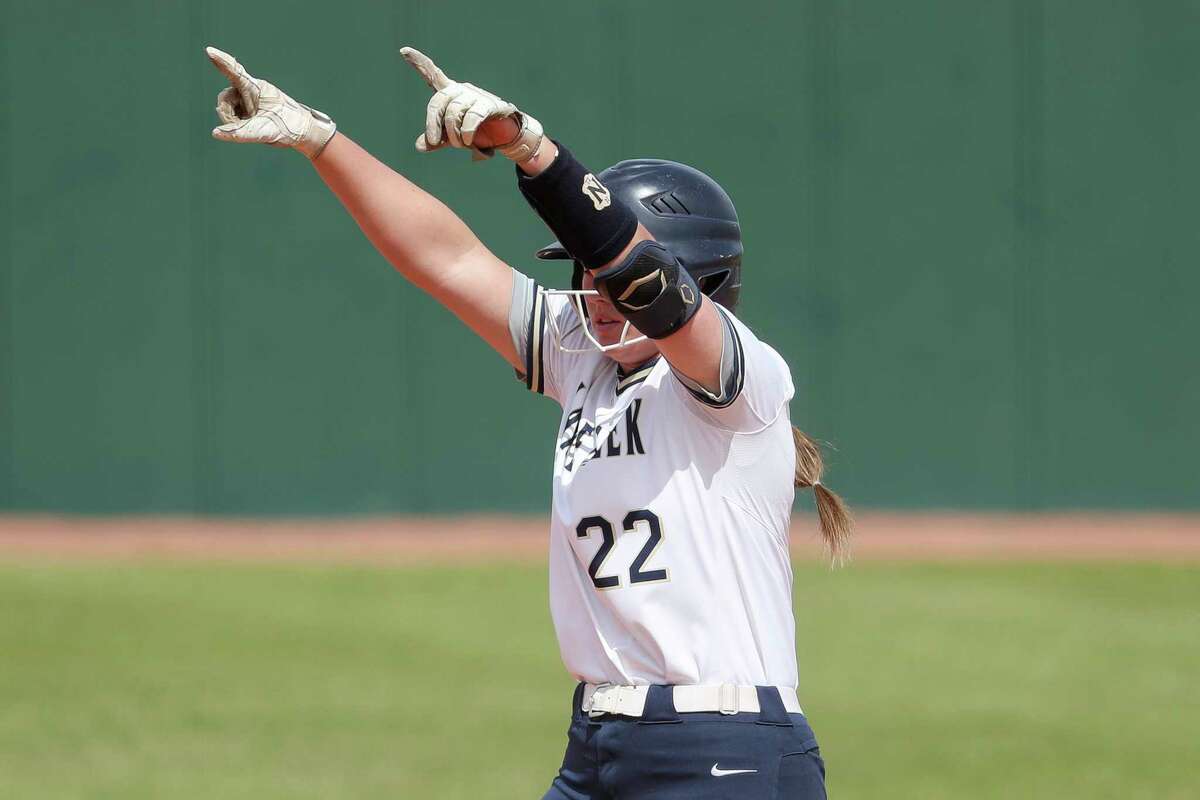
[1,1,1197,514]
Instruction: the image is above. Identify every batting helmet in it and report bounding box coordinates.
[535,159,743,314]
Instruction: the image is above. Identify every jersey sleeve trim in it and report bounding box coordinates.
[525,284,548,395]
[677,305,745,408]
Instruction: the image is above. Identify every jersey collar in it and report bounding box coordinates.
[615,356,660,396]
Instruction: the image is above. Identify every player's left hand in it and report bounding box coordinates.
[400,46,544,163]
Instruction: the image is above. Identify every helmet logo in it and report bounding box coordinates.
[582,174,612,211]
[680,284,696,306]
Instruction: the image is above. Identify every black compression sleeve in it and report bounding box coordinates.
[515,143,638,269]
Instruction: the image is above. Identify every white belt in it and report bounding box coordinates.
[581,683,802,718]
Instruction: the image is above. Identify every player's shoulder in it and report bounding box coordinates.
[717,304,793,379]
[664,304,795,433]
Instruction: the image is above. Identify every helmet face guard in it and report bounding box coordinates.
[541,288,649,353]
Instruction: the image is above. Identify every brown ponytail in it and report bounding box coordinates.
[792,426,853,563]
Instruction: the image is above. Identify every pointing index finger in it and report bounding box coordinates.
[206,45,259,116]
[205,46,250,87]
[400,46,451,91]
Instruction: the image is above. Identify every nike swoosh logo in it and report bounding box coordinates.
[711,763,758,777]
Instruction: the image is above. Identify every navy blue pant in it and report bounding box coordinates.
[543,684,826,799]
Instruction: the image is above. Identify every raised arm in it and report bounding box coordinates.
[399,48,726,393]
[205,47,519,369]
[309,133,517,365]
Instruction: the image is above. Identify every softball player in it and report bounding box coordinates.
[206,43,851,799]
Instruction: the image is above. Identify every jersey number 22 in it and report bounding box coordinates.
[575,510,668,589]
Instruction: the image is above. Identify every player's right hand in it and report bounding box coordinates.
[399,46,544,163]
[205,46,337,160]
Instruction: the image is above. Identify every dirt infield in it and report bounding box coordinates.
[0,512,1198,563]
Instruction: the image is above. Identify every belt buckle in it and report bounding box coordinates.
[718,683,739,715]
[586,683,613,718]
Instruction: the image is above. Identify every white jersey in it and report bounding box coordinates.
[513,277,800,688]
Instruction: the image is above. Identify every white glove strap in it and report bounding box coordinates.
[497,112,544,164]
[297,106,337,160]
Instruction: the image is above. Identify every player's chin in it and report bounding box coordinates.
[591,319,627,347]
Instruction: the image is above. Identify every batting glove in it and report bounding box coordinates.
[399,46,544,163]
[205,46,337,160]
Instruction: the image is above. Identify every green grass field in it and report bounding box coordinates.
[1,560,1196,799]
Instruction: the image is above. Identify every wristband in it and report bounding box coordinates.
[516,143,638,269]
[497,112,545,163]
